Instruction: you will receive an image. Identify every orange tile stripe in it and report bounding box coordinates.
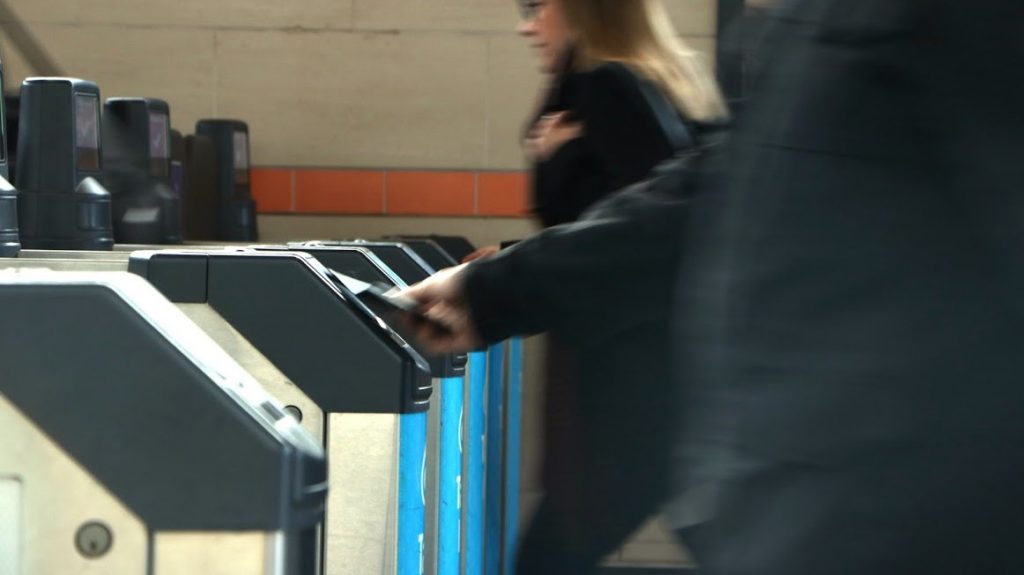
[251,167,531,218]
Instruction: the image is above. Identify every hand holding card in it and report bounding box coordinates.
[329,269,454,336]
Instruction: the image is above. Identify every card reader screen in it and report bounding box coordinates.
[149,112,169,160]
[75,93,101,172]
[232,130,249,185]
[149,111,170,177]
[0,68,6,163]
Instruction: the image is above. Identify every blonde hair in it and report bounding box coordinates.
[560,0,728,122]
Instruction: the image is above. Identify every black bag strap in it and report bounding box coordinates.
[636,79,695,152]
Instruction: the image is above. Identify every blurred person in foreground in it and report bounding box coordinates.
[463,0,726,573]
[403,0,1024,573]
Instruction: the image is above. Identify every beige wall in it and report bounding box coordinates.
[2,1,715,566]
[1,0,716,171]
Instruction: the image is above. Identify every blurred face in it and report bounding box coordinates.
[517,0,573,73]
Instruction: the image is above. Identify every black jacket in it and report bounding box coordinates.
[467,153,708,347]
[465,151,716,527]
[530,60,693,228]
[675,0,1024,573]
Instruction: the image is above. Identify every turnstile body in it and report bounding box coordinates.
[102,97,182,244]
[14,248,325,444]
[130,249,433,575]
[0,269,325,574]
[15,78,113,250]
[194,120,258,241]
[180,133,219,241]
[286,241,470,575]
[13,248,432,574]
[386,236,524,575]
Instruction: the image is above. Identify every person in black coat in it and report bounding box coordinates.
[668,0,1024,573]
[460,0,726,572]
[401,0,1024,573]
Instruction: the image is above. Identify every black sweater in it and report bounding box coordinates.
[531,61,694,228]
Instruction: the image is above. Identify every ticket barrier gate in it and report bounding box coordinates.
[15,78,114,251]
[12,248,433,575]
[101,97,182,245]
[390,236,524,575]
[283,241,469,575]
[194,120,258,241]
[129,249,432,575]
[0,269,326,575]
[481,337,523,575]
[384,237,457,273]
[180,132,219,241]
[386,238,486,574]
[12,249,324,442]
[383,235,477,265]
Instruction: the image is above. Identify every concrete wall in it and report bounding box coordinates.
[1,0,715,171]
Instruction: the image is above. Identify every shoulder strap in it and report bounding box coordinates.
[635,79,695,152]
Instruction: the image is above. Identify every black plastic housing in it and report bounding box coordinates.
[15,77,113,250]
[288,241,468,378]
[102,97,182,244]
[384,235,474,267]
[195,119,258,241]
[388,237,460,272]
[0,279,326,531]
[182,133,220,240]
[128,250,433,413]
[0,63,20,257]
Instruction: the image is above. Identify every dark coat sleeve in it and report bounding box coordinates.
[465,150,714,348]
[669,2,1024,567]
[532,62,693,227]
[926,0,1024,317]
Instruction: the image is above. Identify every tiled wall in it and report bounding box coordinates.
[253,168,528,217]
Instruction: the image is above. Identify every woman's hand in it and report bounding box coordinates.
[462,245,500,263]
[525,111,583,162]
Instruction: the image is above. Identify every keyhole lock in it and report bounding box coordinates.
[75,521,113,558]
